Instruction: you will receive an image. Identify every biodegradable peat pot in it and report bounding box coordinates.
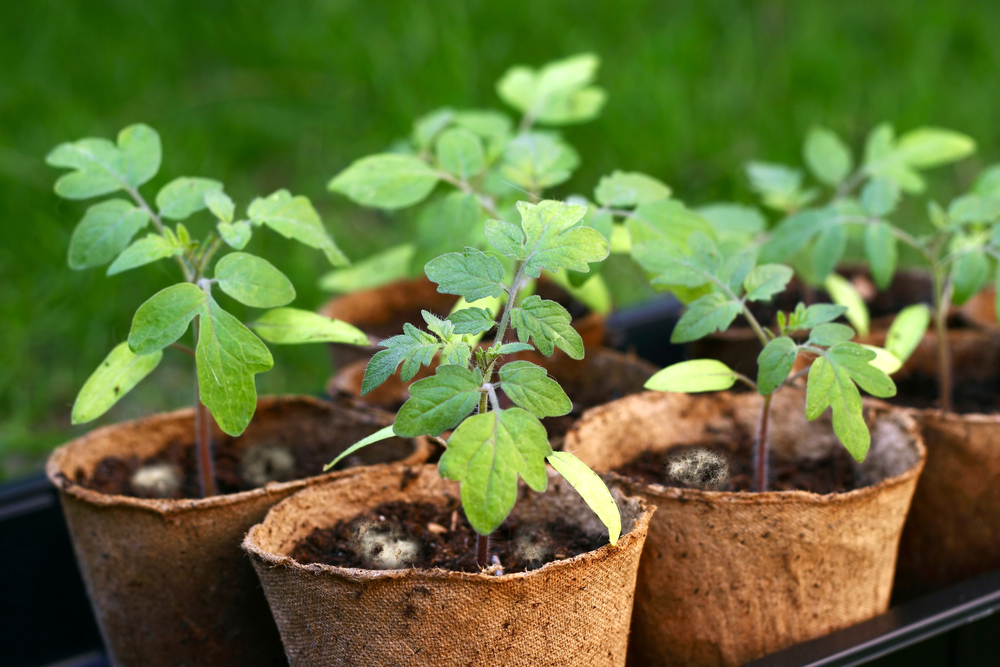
[243,464,654,667]
[327,347,658,446]
[564,390,926,667]
[860,325,1000,593]
[319,276,607,370]
[46,395,431,667]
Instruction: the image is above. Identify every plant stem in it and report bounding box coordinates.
[192,316,218,498]
[754,393,774,493]
[123,184,194,282]
[476,533,490,569]
[932,269,953,413]
[494,261,526,345]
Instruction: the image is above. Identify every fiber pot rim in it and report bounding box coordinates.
[565,391,926,507]
[242,465,654,586]
[46,394,429,518]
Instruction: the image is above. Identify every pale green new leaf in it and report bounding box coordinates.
[501,132,579,190]
[247,189,348,266]
[863,345,903,374]
[510,295,584,359]
[319,244,415,294]
[328,153,440,210]
[439,408,553,535]
[499,360,572,418]
[436,128,485,180]
[425,249,507,302]
[71,342,163,424]
[413,108,455,148]
[626,199,716,247]
[644,359,738,393]
[516,200,610,278]
[394,365,483,437]
[47,123,160,199]
[447,307,495,335]
[884,304,931,364]
[547,451,621,545]
[218,221,252,250]
[250,308,369,346]
[362,323,442,395]
[757,337,798,395]
[129,282,206,354]
[496,53,605,125]
[324,425,396,471]
[106,233,177,276]
[671,292,742,343]
[215,252,295,309]
[68,199,149,269]
[744,264,794,302]
[824,273,870,336]
[117,124,161,188]
[205,190,235,224]
[594,171,671,207]
[895,128,976,169]
[196,297,274,436]
[804,127,852,186]
[155,177,223,220]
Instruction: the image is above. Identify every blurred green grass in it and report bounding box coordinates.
[2,0,998,479]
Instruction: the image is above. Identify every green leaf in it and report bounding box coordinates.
[447,307,495,335]
[439,408,553,535]
[106,233,177,276]
[594,171,671,207]
[205,190,235,224]
[394,365,483,438]
[249,308,369,346]
[806,356,869,462]
[811,223,847,282]
[485,219,526,259]
[547,451,621,545]
[862,345,903,375]
[952,252,989,306]
[895,127,976,168]
[215,252,295,309]
[71,342,163,424]
[644,359,738,393]
[117,124,161,188]
[413,108,455,148]
[328,153,440,210]
[759,209,835,263]
[247,190,348,266]
[362,323,442,395]
[626,199,716,247]
[501,132,579,191]
[631,239,713,289]
[436,128,485,180]
[804,127,852,186]
[757,337,798,395]
[196,297,274,436]
[47,124,160,199]
[746,162,806,210]
[324,425,396,471]
[859,221,896,290]
[827,342,896,398]
[129,283,206,354]
[861,178,900,216]
[699,204,767,253]
[492,342,534,355]
[885,304,931,364]
[319,244,415,293]
[973,164,1000,198]
[496,53,605,126]
[864,123,895,166]
[67,199,149,269]
[425,249,507,302]
[218,221,252,250]
[808,323,855,346]
[671,292,742,343]
[499,360,572,418]
[948,194,1000,225]
[824,273,870,336]
[796,304,848,330]
[510,295,584,359]
[412,192,482,271]
[515,200,610,278]
[744,264,794,302]
[155,177,223,220]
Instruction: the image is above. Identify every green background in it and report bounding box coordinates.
[2,0,996,479]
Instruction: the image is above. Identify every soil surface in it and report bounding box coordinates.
[615,433,861,495]
[291,497,606,574]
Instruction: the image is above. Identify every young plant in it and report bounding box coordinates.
[48,123,369,497]
[749,124,975,334]
[323,54,611,311]
[632,231,900,492]
[325,199,621,568]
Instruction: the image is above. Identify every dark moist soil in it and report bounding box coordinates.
[290,497,605,574]
[889,375,1000,415]
[614,434,861,495]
